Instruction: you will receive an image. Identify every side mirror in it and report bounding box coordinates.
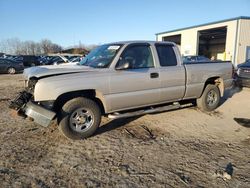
[116,62,130,70]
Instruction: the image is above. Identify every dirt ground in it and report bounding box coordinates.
[0,74,250,188]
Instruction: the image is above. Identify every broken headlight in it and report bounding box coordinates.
[27,77,38,92]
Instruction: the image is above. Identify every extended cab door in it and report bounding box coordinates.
[108,43,161,111]
[155,44,186,102]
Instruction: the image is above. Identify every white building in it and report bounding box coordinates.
[156,16,250,65]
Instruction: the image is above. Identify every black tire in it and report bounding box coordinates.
[197,84,220,112]
[7,67,16,74]
[58,97,101,140]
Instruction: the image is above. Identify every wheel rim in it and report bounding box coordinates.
[8,68,15,74]
[206,90,218,107]
[69,108,94,133]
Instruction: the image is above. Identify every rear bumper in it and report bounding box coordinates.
[9,91,56,127]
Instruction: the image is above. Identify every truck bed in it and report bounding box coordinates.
[183,62,233,99]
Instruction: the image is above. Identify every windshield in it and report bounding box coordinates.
[79,44,121,68]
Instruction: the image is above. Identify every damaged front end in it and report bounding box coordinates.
[9,82,56,127]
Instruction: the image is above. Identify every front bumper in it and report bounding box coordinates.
[236,77,250,87]
[9,91,56,127]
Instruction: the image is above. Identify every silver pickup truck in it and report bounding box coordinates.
[10,41,233,139]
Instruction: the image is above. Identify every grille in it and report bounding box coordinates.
[238,68,250,78]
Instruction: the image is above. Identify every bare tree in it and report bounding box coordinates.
[0,38,21,54]
[40,39,53,54]
[40,39,62,54]
[0,39,8,54]
[0,37,93,55]
[35,43,42,55]
[51,43,62,53]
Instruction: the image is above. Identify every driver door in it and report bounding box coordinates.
[108,44,161,112]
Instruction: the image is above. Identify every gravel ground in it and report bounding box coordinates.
[0,74,250,188]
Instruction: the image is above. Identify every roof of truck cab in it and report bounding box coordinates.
[107,41,176,45]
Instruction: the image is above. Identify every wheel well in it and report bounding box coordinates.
[53,90,106,115]
[202,77,224,97]
[7,66,13,70]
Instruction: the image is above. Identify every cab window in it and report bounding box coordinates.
[156,45,177,66]
[117,45,154,69]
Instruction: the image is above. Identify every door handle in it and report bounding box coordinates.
[150,72,159,78]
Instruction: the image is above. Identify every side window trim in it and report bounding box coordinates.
[172,45,182,66]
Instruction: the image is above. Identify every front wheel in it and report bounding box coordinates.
[197,84,220,112]
[7,67,16,74]
[58,97,101,140]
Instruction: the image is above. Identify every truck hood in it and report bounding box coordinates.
[23,65,96,79]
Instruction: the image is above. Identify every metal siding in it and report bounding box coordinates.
[237,19,250,65]
[156,16,250,35]
[157,20,237,59]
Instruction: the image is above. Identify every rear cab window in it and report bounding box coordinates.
[155,44,177,67]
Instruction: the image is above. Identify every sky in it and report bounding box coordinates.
[0,0,250,47]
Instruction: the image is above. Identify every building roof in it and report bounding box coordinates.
[156,16,250,35]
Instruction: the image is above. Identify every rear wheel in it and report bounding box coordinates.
[7,67,16,74]
[58,97,101,140]
[197,84,220,111]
